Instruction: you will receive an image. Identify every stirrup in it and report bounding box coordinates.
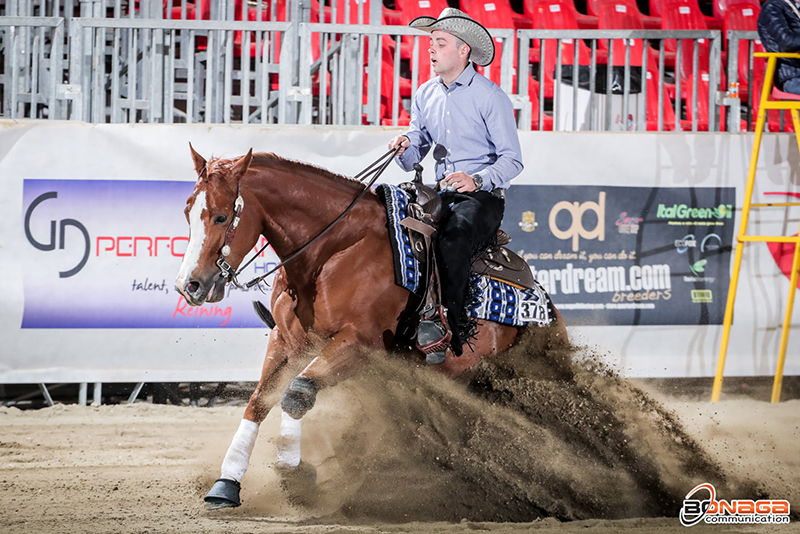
[416,306,452,356]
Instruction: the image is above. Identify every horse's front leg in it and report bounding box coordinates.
[275,325,372,469]
[204,326,294,508]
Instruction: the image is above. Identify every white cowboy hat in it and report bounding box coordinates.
[409,7,495,67]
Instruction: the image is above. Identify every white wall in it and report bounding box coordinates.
[0,121,797,382]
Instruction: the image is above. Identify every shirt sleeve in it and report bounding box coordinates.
[395,89,433,172]
[477,88,524,190]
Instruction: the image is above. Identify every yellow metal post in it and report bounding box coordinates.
[713,53,800,403]
[771,162,800,403]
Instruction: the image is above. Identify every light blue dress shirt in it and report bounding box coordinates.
[396,63,524,191]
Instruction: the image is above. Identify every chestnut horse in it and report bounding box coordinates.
[175,146,567,508]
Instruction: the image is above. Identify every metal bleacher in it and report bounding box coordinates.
[0,0,771,130]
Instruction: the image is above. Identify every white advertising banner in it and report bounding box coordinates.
[0,121,797,382]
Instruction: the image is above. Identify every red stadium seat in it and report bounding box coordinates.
[371,43,412,125]
[396,0,448,82]
[723,3,763,102]
[682,71,713,130]
[596,2,678,130]
[645,71,678,130]
[528,77,555,130]
[597,0,657,67]
[378,61,413,125]
[587,0,660,28]
[650,0,722,29]
[661,1,712,79]
[396,0,450,19]
[713,0,759,21]
[461,0,522,89]
[661,2,732,129]
[531,0,607,98]
[524,0,598,28]
[461,0,534,28]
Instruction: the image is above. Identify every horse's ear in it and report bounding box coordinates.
[189,143,206,177]
[232,148,253,179]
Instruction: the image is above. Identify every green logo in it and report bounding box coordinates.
[690,259,707,276]
[656,204,733,220]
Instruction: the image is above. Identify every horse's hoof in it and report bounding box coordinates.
[426,351,446,365]
[204,478,241,509]
[280,377,319,420]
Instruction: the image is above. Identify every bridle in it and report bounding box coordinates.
[215,180,245,285]
[199,147,401,291]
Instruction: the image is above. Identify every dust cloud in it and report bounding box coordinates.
[272,327,759,523]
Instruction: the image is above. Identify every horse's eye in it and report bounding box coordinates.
[214,215,228,225]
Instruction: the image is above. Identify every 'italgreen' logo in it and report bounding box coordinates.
[657,204,733,219]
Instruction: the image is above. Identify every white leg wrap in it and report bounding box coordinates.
[220,419,259,482]
[276,411,302,469]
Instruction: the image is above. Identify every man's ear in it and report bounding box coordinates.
[460,43,472,62]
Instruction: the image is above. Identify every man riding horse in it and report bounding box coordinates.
[186,8,559,510]
[388,8,524,365]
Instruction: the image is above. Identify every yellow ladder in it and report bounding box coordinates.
[712,52,800,404]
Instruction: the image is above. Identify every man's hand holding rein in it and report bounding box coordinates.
[388,135,411,155]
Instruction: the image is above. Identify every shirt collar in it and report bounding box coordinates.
[437,63,477,89]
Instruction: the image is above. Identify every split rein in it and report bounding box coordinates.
[215,146,402,291]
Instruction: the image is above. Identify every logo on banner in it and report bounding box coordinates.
[549,192,606,251]
[24,191,90,278]
[675,234,721,281]
[689,259,707,276]
[691,289,713,303]
[657,203,733,220]
[615,212,643,234]
[519,211,538,232]
[679,483,790,527]
[674,235,697,251]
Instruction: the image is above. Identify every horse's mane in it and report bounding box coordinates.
[248,152,365,192]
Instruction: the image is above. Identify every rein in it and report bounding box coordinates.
[215,147,401,290]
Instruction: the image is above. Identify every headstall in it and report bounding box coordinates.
[215,179,245,287]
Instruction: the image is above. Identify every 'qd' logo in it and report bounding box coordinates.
[549,192,606,252]
[24,191,90,278]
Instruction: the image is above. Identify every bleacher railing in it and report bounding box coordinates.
[0,0,750,132]
[517,29,722,132]
[69,18,292,123]
[1,16,65,119]
[726,30,760,133]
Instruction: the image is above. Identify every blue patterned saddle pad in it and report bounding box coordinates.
[376,184,553,328]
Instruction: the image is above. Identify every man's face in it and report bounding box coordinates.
[429,30,469,78]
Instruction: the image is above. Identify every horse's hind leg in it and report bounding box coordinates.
[204,328,293,508]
